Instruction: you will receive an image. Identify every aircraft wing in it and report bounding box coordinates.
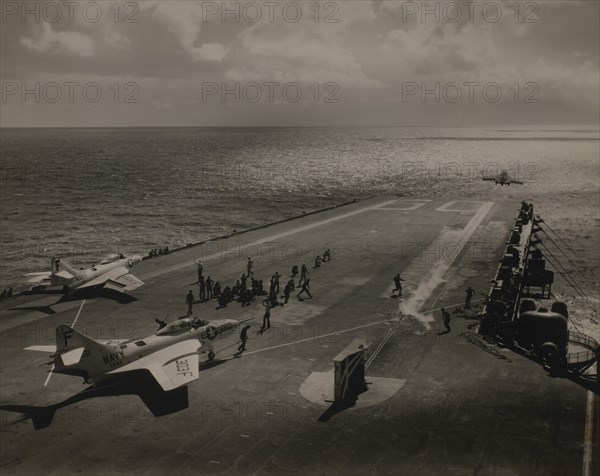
[25,272,52,283]
[512,180,524,185]
[105,272,144,292]
[26,270,72,282]
[77,267,144,292]
[482,177,496,181]
[108,339,201,391]
[25,345,57,353]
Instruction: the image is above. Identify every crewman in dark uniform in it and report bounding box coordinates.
[198,276,206,301]
[206,276,214,300]
[186,290,194,316]
[238,325,251,353]
[392,273,404,296]
[261,300,272,331]
[299,264,309,287]
[465,286,475,309]
[441,307,451,333]
[297,279,312,300]
[282,280,295,304]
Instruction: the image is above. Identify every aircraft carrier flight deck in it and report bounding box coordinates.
[0,197,597,476]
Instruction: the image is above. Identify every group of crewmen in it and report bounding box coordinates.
[148,247,170,258]
[439,286,476,334]
[0,288,13,300]
[390,272,476,335]
[186,250,332,342]
[183,249,476,355]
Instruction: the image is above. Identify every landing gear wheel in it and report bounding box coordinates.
[208,351,215,361]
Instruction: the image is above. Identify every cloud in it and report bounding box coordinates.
[232,4,381,88]
[104,29,130,50]
[19,22,94,57]
[192,42,228,62]
[143,1,221,62]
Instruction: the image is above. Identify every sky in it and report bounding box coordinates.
[1,0,599,127]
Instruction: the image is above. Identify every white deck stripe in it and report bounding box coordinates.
[403,201,495,313]
[243,319,395,356]
[367,202,494,366]
[583,390,595,476]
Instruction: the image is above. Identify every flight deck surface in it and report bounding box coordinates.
[0,198,596,475]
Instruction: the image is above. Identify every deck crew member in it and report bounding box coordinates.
[238,325,251,353]
[465,286,475,309]
[440,307,451,333]
[299,264,309,287]
[195,259,203,282]
[261,299,272,331]
[297,279,312,300]
[198,276,206,301]
[186,290,195,316]
[392,273,404,296]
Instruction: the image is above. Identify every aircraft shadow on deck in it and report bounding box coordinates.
[0,371,188,430]
[7,305,57,315]
[9,288,138,314]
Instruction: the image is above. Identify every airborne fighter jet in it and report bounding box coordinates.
[482,170,524,186]
[25,254,144,295]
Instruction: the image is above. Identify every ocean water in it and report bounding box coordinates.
[1,126,598,289]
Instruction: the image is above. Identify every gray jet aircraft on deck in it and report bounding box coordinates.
[26,317,247,391]
[25,254,144,295]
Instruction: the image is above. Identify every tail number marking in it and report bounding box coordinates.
[175,359,193,377]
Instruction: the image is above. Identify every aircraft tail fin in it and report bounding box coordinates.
[52,257,79,277]
[54,325,109,366]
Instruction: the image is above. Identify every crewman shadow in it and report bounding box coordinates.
[0,372,188,430]
[437,329,451,335]
[199,358,230,370]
